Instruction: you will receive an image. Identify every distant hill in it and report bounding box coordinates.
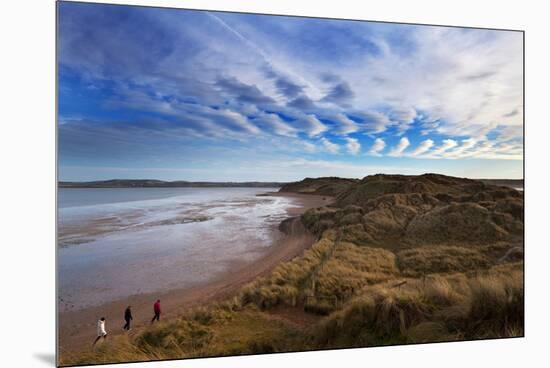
[60,176,523,190]
[278,173,523,247]
[279,174,523,197]
[279,177,359,196]
[479,179,523,188]
[59,179,287,188]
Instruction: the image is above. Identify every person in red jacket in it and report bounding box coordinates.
[151,299,161,323]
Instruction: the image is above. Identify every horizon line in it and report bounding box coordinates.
[58,175,525,184]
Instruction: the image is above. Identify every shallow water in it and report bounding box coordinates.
[58,187,298,311]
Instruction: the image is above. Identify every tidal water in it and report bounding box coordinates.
[58,187,298,311]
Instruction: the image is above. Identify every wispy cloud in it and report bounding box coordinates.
[345,137,361,155]
[321,80,355,105]
[301,114,328,137]
[216,76,276,105]
[287,95,316,110]
[57,3,523,181]
[409,139,434,156]
[390,107,417,135]
[217,109,261,134]
[444,138,477,158]
[255,113,297,137]
[334,113,359,135]
[430,139,458,156]
[369,138,386,156]
[302,141,317,153]
[321,137,339,153]
[357,111,392,134]
[389,137,410,157]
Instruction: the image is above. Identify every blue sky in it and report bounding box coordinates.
[58,2,523,181]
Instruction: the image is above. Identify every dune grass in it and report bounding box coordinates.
[60,304,307,366]
[240,232,338,309]
[304,242,398,314]
[61,256,523,366]
[240,235,400,315]
[396,245,492,276]
[313,264,523,349]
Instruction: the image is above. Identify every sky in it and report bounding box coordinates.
[57,2,524,182]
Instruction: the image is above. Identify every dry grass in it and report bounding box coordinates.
[240,233,337,308]
[405,203,509,245]
[302,207,338,235]
[463,271,523,336]
[313,265,523,349]
[60,304,306,366]
[61,258,523,366]
[338,224,376,246]
[280,177,358,196]
[308,242,398,309]
[396,245,492,276]
[241,236,398,314]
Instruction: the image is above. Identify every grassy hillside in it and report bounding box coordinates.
[60,174,523,366]
[279,177,358,196]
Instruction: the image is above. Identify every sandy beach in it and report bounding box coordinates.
[58,192,330,354]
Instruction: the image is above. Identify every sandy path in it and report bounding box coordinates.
[58,192,330,355]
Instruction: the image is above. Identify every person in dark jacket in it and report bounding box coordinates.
[123,306,133,331]
[151,299,161,323]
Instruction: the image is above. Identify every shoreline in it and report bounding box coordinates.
[59,192,330,354]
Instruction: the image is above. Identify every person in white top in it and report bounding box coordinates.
[93,317,108,347]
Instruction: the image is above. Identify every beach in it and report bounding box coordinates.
[58,190,330,354]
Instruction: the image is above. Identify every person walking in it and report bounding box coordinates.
[123,306,133,331]
[151,299,161,323]
[93,317,108,346]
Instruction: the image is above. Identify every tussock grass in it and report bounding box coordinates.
[464,271,523,336]
[397,245,492,276]
[302,208,338,235]
[241,233,337,308]
[406,203,509,244]
[60,305,306,366]
[60,335,167,366]
[310,242,398,304]
[339,224,375,246]
[241,237,398,313]
[313,266,523,349]
[280,177,358,196]
[406,322,456,343]
[136,318,212,355]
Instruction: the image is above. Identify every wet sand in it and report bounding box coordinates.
[58,192,330,354]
